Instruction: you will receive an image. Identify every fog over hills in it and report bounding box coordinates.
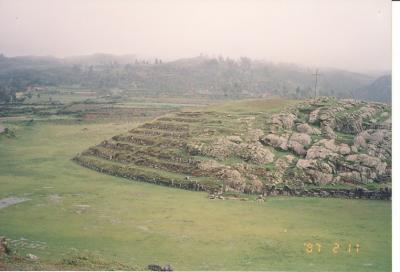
[0,53,391,103]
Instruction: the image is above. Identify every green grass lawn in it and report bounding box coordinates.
[0,120,392,271]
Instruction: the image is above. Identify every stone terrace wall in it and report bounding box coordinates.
[75,153,391,200]
[264,187,391,200]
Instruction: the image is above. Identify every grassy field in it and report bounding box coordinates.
[0,94,391,271]
[0,117,392,270]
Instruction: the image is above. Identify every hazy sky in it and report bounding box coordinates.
[0,0,391,72]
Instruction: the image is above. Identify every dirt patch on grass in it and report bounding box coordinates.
[0,197,30,210]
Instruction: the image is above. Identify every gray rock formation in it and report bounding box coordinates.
[296,123,321,135]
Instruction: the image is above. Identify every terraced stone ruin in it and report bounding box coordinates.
[74,98,391,199]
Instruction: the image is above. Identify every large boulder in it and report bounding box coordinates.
[246,174,264,193]
[380,111,389,119]
[306,145,339,160]
[381,117,391,130]
[365,129,391,145]
[338,171,362,183]
[309,108,320,124]
[260,134,289,150]
[353,133,367,148]
[267,155,295,184]
[345,154,387,175]
[270,113,297,130]
[246,129,264,142]
[296,123,321,135]
[307,170,334,184]
[296,159,334,184]
[197,160,226,174]
[186,141,205,155]
[288,140,307,156]
[310,106,345,127]
[338,144,351,155]
[358,105,379,120]
[317,139,351,155]
[226,135,243,144]
[321,125,336,139]
[335,113,363,134]
[368,130,386,143]
[352,129,391,160]
[286,133,311,156]
[296,159,333,174]
[0,236,9,255]
[187,137,238,159]
[238,142,275,164]
[217,169,246,192]
[289,133,311,146]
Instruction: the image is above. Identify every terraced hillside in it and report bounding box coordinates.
[74,98,391,198]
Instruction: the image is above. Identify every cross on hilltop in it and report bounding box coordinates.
[312,69,323,98]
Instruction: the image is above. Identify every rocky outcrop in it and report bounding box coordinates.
[260,98,391,189]
[75,97,391,200]
[233,98,390,191]
[352,129,391,160]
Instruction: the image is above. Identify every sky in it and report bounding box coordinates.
[0,0,391,73]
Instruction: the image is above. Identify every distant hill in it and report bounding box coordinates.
[353,75,391,103]
[0,54,389,102]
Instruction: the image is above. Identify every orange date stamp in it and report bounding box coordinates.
[304,242,360,255]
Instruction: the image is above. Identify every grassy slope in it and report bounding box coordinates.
[0,106,392,271]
